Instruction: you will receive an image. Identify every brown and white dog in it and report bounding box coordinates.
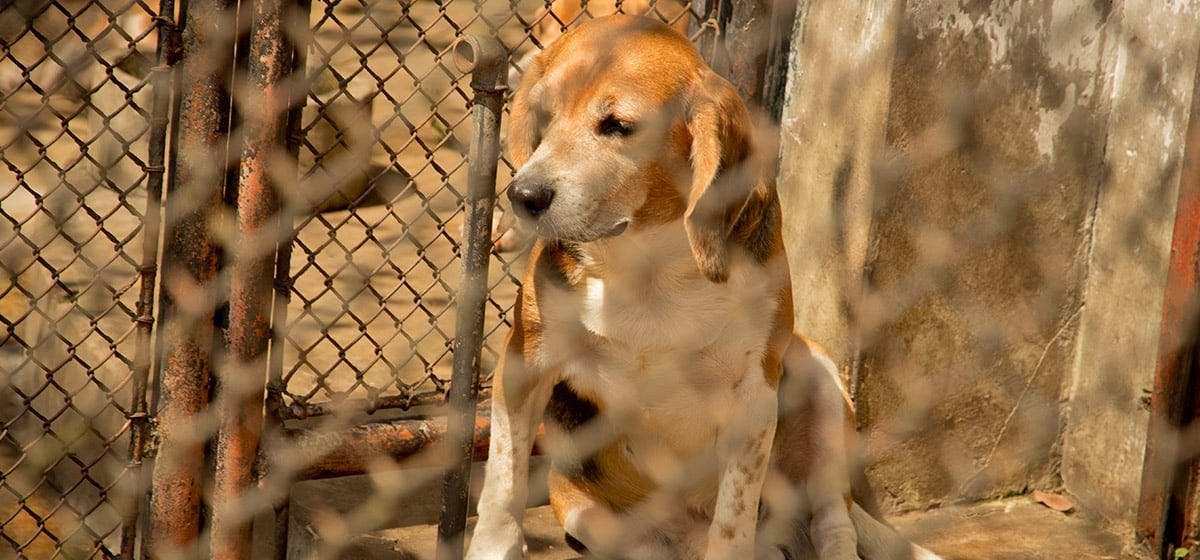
[467,16,941,560]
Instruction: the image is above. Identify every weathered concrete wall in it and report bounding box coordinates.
[859,0,1110,510]
[1063,0,1200,530]
[776,0,901,373]
[777,0,1199,522]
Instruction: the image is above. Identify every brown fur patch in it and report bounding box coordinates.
[549,439,655,514]
[730,182,783,264]
[530,239,586,289]
[759,286,793,388]
[631,161,688,227]
[683,68,760,282]
[720,523,736,539]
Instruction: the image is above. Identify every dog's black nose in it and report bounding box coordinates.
[508,182,555,218]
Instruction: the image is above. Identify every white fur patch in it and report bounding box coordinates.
[913,544,945,560]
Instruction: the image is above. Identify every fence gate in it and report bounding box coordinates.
[0,0,796,558]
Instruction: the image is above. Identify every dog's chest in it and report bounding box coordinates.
[536,249,777,463]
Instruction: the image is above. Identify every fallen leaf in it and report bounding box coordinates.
[1032,490,1075,512]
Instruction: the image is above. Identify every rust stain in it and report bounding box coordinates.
[210,0,295,556]
[1137,48,1200,556]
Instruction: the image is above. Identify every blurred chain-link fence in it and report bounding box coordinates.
[3,0,1200,559]
[0,0,794,558]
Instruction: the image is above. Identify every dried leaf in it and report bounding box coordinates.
[1032,490,1075,512]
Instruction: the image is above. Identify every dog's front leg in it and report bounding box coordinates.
[795,346,858,559]
[704,371,779,560]
[466,332,555,560]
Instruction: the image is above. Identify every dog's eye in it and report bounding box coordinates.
[597,115,635,137]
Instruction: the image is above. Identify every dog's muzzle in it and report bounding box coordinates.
[508,180,555,219]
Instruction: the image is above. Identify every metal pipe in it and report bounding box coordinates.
[120,1,179,557]
[209,0,296,556]
[146,0,236,555]
[283,391,488,420]
[280,414,499,481]
[436,35,508,560]
[1136,50,1200,558]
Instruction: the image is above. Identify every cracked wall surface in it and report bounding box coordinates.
[776,0,1200,532]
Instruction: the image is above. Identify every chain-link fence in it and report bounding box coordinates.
[0,0,779,558]
[3,0,1200,559]
[276,0,718,421]
[1,0,163,556]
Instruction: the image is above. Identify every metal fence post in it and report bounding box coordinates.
[1136,50,1200,559]
[435,35,507,560]
[147,0,236,555]
[265,0,312,556]
[209,0,297,555]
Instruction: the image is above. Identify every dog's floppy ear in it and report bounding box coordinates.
[507,55,548,168]
[685,69,760,283]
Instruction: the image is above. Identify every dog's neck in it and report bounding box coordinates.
[564,222,708,288]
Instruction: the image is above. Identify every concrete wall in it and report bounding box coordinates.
[776,0,1200,533]
[1063,0,1200,529]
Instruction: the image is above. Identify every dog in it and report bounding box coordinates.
[466,16,941,560]
[493,0,690,253]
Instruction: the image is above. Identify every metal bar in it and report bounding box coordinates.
[1136,49,1200,558]
[759,0,799,122]
[120,1,180,557]
[146,0,237,555]
[265,411,545,481]
[283,391,489,420]
[267,0,311,455]
[436,35,508,560]
[281,413,503,481]
[209,0,296,555]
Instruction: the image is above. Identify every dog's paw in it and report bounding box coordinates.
[464,541,525,560]
[466,522,526,560]
[464,546,525,560]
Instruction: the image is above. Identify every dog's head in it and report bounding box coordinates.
[507,15,763,282]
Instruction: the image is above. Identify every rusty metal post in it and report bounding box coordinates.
[147,0,236,555]
[1137,52,1200,558]
[120,0,181,557]
[759,0,799,121]
[435,35,507,560]
[209,0,296,556]
[284,413,495,480]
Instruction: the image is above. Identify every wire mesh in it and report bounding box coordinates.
[1,0,164,557]
[275,0,712,419]
[2,0,1197,559]
[0,0,719,557]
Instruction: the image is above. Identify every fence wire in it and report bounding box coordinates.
[1,0,162,557]
[277,0,708,420]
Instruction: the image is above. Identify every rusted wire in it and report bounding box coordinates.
[119,0,178,556]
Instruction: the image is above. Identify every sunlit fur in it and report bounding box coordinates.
[467,15,943,560]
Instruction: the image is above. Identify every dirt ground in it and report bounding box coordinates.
[279,482,1141,560]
